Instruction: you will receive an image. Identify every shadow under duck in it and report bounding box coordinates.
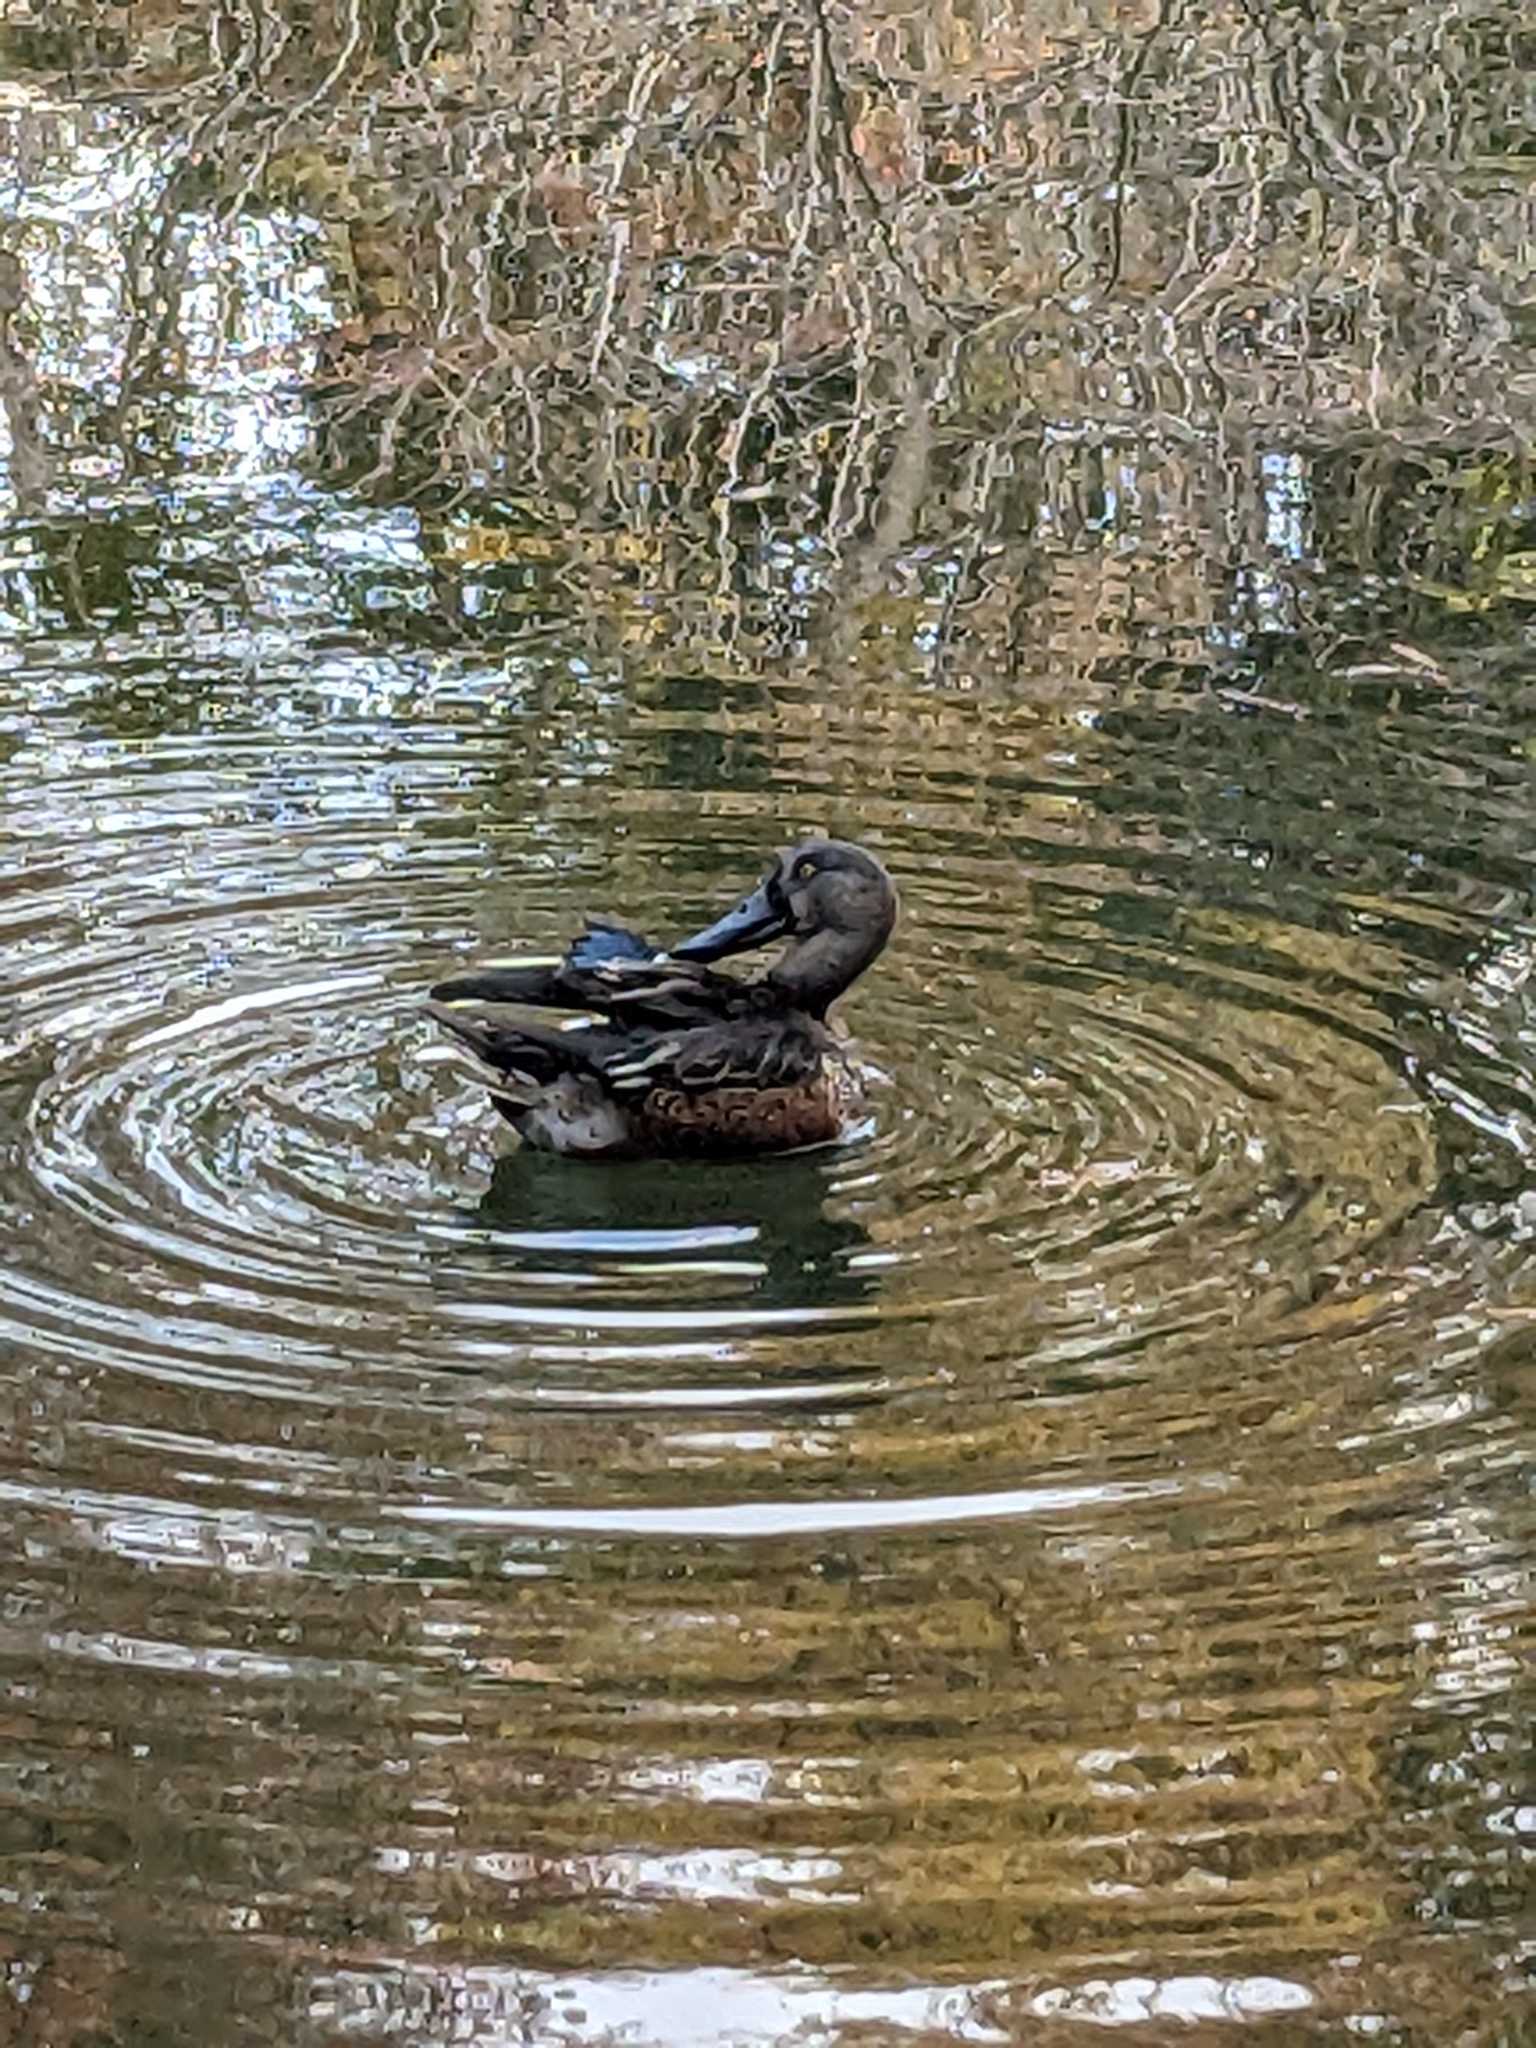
[429,839,897,1158]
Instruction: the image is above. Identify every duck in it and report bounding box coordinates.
[428,839,898,1158]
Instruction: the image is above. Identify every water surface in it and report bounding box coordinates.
[1,9,1533,2043]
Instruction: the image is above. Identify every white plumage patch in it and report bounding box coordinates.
[518,1076,632,1154]
[604,1038,683,1093]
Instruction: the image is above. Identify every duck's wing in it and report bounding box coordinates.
[427,1008,626,1089]
[430,920,748,1027]
[430,1005,822,1104]
[600,1018,825,1099]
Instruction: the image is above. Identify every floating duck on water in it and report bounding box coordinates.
[429,839,898,1158]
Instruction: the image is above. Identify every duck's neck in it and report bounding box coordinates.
[767,928,886,1017]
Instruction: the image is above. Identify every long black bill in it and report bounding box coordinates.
[670,878,790,962]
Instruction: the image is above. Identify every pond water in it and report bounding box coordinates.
[1,11,1534,2045]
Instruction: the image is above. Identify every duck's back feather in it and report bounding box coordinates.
[430,922,759,1032]
[427,1002,828,1102]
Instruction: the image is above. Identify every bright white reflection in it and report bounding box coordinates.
[397,1471,1195,1539]
[313,1964,1320,2042]
[1031,1973,1314,2025]
[312,1966,1013,2045]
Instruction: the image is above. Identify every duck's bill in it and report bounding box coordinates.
[670,879,790,961]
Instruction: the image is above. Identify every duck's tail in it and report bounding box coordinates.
[426,1004,634,1153]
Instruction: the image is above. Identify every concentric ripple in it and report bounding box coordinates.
[7,725,1447,1434]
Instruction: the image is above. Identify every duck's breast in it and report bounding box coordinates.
[635,1073,850,1154]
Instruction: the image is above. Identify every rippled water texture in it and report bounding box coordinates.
[2,9,1535,2044]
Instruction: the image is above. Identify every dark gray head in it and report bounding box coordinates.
[671,839,898,1014]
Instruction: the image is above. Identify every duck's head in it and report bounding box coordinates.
[671,839,898,1014]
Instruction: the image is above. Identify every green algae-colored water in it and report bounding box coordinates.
[1,9,1533,2042]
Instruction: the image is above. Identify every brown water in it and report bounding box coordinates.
[1,9,1534,2044]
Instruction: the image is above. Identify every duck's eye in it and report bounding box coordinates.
[796,860,816,882]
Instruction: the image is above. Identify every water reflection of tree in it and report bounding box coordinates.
[1,0,1532,645]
